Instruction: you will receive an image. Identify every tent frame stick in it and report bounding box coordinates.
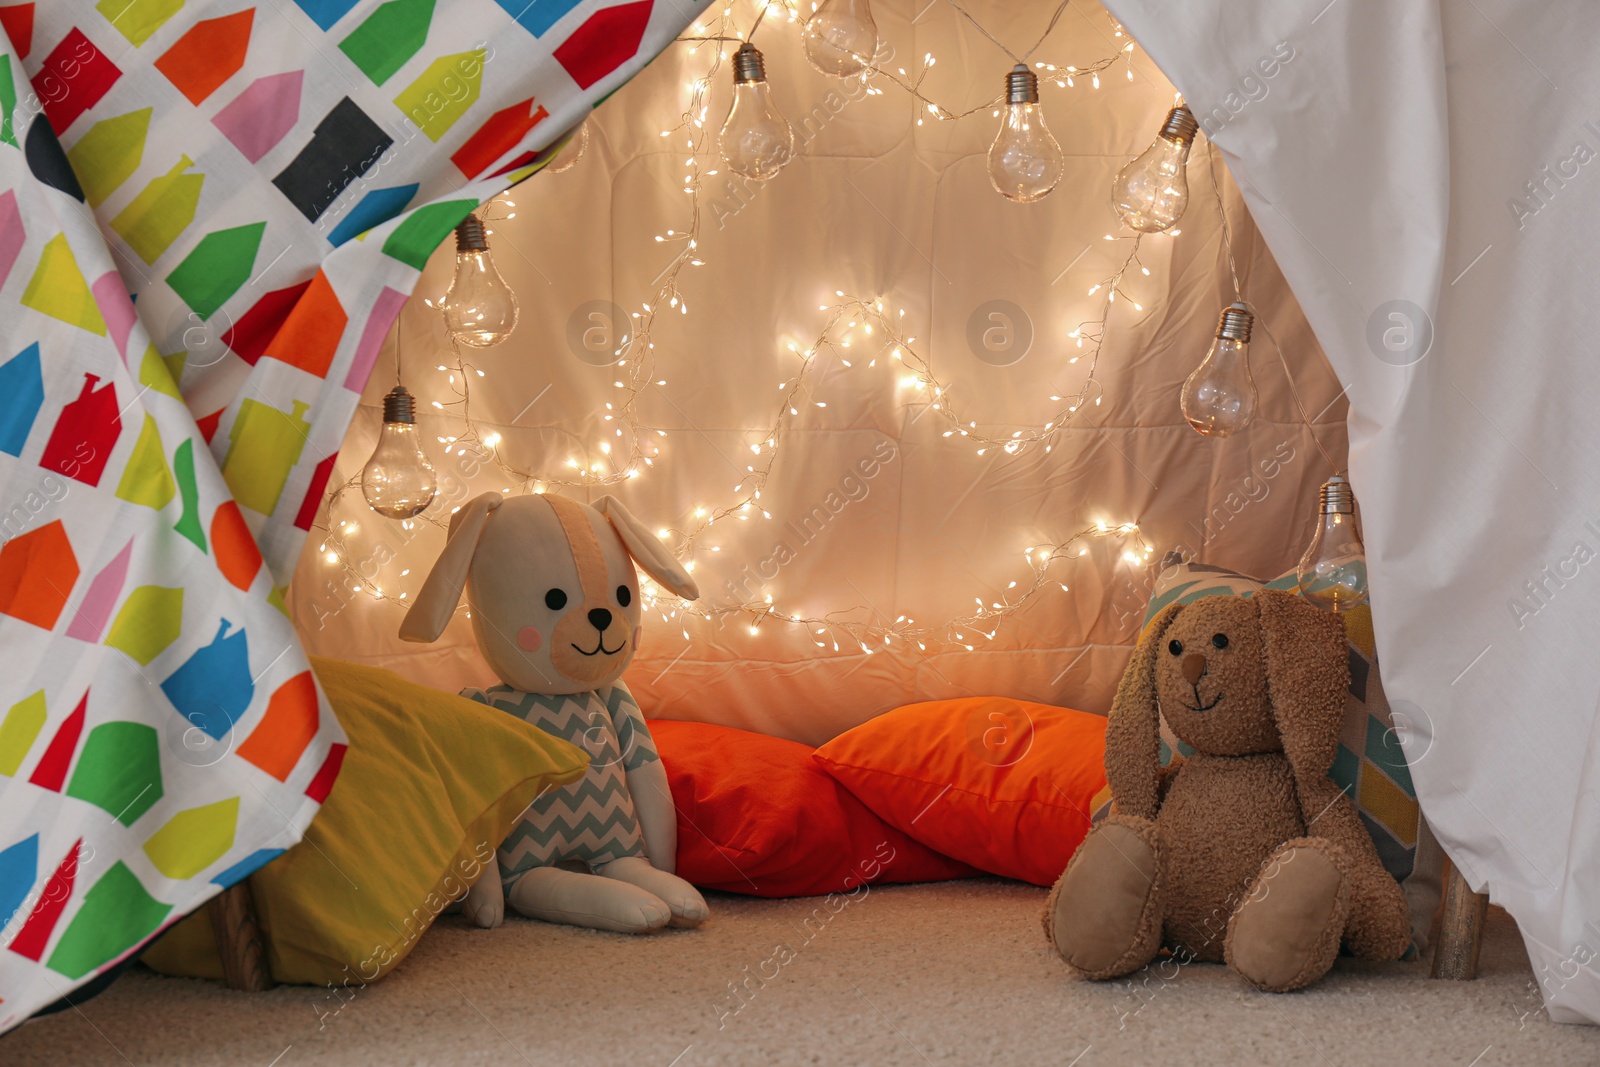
[207,881,274,992]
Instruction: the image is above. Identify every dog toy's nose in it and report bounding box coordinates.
[1181,653,1207,686]
[588,607,613,631]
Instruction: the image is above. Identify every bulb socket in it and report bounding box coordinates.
[1160,105,1199,145]
[382,385,417,425]
[1318,474,1356,514]
[1005,64,1040,105]
[1215,302,1253,343]
[455,215,488,253]
[734,43,768,83]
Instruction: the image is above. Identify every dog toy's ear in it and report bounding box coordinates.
[1105,601,1185,820]
[1257,589,1349,813]
[593,495,698,600]
[399,492,503,643]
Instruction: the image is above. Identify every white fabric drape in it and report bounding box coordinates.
[1109,0,1600,1024]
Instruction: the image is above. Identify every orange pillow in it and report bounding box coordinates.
[812,697,1108,886]
[649,719,979,897]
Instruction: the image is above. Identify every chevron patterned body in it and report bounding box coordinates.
[464,682,660,889]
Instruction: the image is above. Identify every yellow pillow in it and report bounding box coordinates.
[142,658,587,985]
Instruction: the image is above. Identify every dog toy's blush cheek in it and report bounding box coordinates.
[517,627,543,651]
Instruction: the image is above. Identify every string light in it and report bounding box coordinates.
[719,42,795,180]
[321,504,1148,654]
[426,4,1142,495]
[637,522,1153,652]
[360,315,437,518]
[1181,302,1258,437]
[1296,475,1369,612]
[1112,104,1199,233]
[440,215,518,346]
[802,0,877,78]
[361,386,438,518]
[543,121,589,175]
[686,4,1133,124]
[989,64,1065,202]
[319,2,1157,651]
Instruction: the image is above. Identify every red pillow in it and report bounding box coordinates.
[812,698,1107,886]
[649,719,979,897]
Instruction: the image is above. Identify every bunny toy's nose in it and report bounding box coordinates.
[588,608,613,631]
[1181,653,1207,686]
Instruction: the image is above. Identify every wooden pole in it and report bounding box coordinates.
[207,881,274,991]
[1431,859,1488,980]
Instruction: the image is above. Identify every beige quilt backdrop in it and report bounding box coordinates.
[292,3,1346,744]
[1110,0,1600,1026]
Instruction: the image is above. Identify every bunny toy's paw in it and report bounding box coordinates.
[1047,817,1165,979]
[1226,838,1351,992]
[464,869,505,929]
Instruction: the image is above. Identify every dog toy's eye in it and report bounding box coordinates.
[1211,633,1229,650]
[1168,639,1183,656]
[617,585,632,608]
[544,588,568,610]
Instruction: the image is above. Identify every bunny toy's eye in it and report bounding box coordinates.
[1212,633,1229,649]
[1168,639,1183,656]
[617,585,632,608]
[545,588,568,610]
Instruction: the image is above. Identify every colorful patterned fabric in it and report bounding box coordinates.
[465,682,657,886]
[0,0,704,1032]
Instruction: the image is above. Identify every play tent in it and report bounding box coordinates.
[0,0,1595,1034]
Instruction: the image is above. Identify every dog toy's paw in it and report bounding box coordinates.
[506,865,679,934]
[650,873,709,928]
[665,889,709,928]
[596,857,709,929]
[622,898,674,933]
[464,874,505,929]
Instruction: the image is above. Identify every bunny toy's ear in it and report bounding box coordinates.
[1256,589,1349,816]
[593,495,699,600]
[399,492,503,643]
[1104,601,1185,820]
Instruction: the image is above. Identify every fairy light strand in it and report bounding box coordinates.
[419,1,1141,493]
[316,1,1159,647]
[942,0,1072,66]
[644,522,1153,652]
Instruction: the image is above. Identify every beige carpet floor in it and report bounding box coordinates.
[5,878,1597,1066]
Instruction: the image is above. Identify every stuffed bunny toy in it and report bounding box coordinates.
[400,491,710,935]
[1044,590,1411,992]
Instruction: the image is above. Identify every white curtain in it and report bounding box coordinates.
[1109,0,1600,1024]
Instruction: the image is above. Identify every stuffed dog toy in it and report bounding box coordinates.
[400,491,709,935]
[1044,590,1410,991]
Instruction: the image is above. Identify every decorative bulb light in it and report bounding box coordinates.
[803,0,878,77]
[1296,475,1369,612]
[988,65,1064,203]
[362,386,437,519]
[441,216,518,347]
[720,44,795,181]
[1181,302,1257,437]
[1112,105,1198,232]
